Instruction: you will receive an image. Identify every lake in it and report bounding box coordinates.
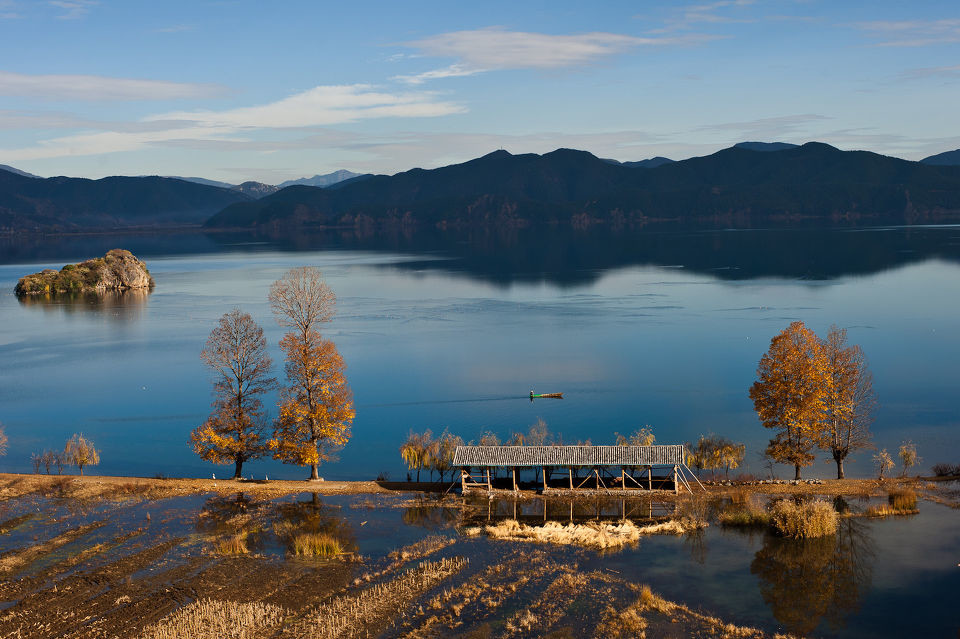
[1,224,959,480]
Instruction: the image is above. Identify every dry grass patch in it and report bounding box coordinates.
[865,489,920,517]
[291,532,342,557]
[769,499,838,539]
[213,532,250,556]
[288,557,467,638]
[138,599,288,639]
[464,518,704,549]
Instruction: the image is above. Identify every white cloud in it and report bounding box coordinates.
[0,84,466,161]
[395,27,717,83]
[0,71,229,101]
[49,0,97,19]
[393,64,482,85]
[854,19,960,46]
[149,84,465,129]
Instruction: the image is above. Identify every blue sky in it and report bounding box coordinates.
[1,0,959,182]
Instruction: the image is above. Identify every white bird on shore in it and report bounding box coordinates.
[212,473,216,480]
[265,475,269,481]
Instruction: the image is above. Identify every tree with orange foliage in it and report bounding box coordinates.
[191,309,275,479]
[270,331,354,480]
[750,321,831,480]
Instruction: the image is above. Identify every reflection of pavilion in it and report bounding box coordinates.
[455,445,703,495]
[460,494,676,527]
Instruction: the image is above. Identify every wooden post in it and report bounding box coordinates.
[486,468,491,491]
[621,467,626,492]
[512,467,518,492]
[673,465,678,495]
[461,468,467,494]
[647,466,652,491]
[569,468,573,490]
[542,466,547,492]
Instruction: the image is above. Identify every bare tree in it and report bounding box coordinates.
[0,423,7,457]
[191,309,276,479]
[269,267,336,342]
[898,441,920,477]
[821,326,876,479]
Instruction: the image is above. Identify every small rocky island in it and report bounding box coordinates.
[15,249,155,296]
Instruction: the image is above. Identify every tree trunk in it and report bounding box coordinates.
[416,468,420,482]
[836,457,845,480]
[794,464,802,480]
[309,463,320,480]
[234,457,243,480]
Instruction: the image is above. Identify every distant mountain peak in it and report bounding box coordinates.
[278,169,363,189]
[0,164,41,178]
[733,141,799,152]
[921,148,960,166]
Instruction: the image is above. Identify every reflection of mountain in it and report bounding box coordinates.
[17,288,151,321]
[206,224,960,287]
[750,518,875,636]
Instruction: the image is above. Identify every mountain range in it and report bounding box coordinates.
[4,142,960,233]
[206,142,960,231]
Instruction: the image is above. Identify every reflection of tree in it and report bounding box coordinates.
[402,497,460,530]
[197,492,268,553]
[270,493,356,554]
[751,518,874,636]
[684,528,708,564]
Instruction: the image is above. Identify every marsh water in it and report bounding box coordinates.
[1,489,957,637]
[1,225,959,480]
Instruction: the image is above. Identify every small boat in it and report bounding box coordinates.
[530,391,563,399]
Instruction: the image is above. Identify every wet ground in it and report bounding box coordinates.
[0,478,957,638]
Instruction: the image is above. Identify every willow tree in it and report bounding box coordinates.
[821,326,875,479]
[750,321,831,480]
[400,430,433,482]
[64,433,99,475]
[191,309,275,479]
[271,332,354,480]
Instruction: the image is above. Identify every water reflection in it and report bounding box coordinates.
[196,492,356,557]
[750,518,875,636]
[17,288,150,321]
[458,495,676,527]
[207,225,960,286]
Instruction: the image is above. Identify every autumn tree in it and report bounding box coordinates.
[269,266,335,342]
[750,321,831,480]
[821,326,876,479]
[898,441,919,477]
[526,417,554,446]
[717,438,746,479]
[191,309,275,480]
[615,426,656,446]
[269,267,351,481]
[271,332,355,480]
[64,433,99,475]
[873,449,894,480]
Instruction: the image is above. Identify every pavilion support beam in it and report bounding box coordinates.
[673,465,678,495]
[461,468,467,494]
[512,467,518,492]
[569,468,573,490]
[542,466,547,492]
[486,468,491,491]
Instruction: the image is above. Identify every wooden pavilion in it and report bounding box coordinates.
[453,445,704,494]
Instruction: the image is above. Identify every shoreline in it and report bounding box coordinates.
[0,471,932,502]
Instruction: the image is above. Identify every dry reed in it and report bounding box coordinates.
[865,489,919,517]
[138,599,288,639]
[769,499,838,539]
[463,518,701,549]
[292,557,467,638]
[291,532,342,556]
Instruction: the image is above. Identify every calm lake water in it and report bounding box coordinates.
[1,225,959,480]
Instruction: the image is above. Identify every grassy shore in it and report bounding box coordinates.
[0,472,935,503]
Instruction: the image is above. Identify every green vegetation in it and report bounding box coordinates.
[769,499,838,539]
